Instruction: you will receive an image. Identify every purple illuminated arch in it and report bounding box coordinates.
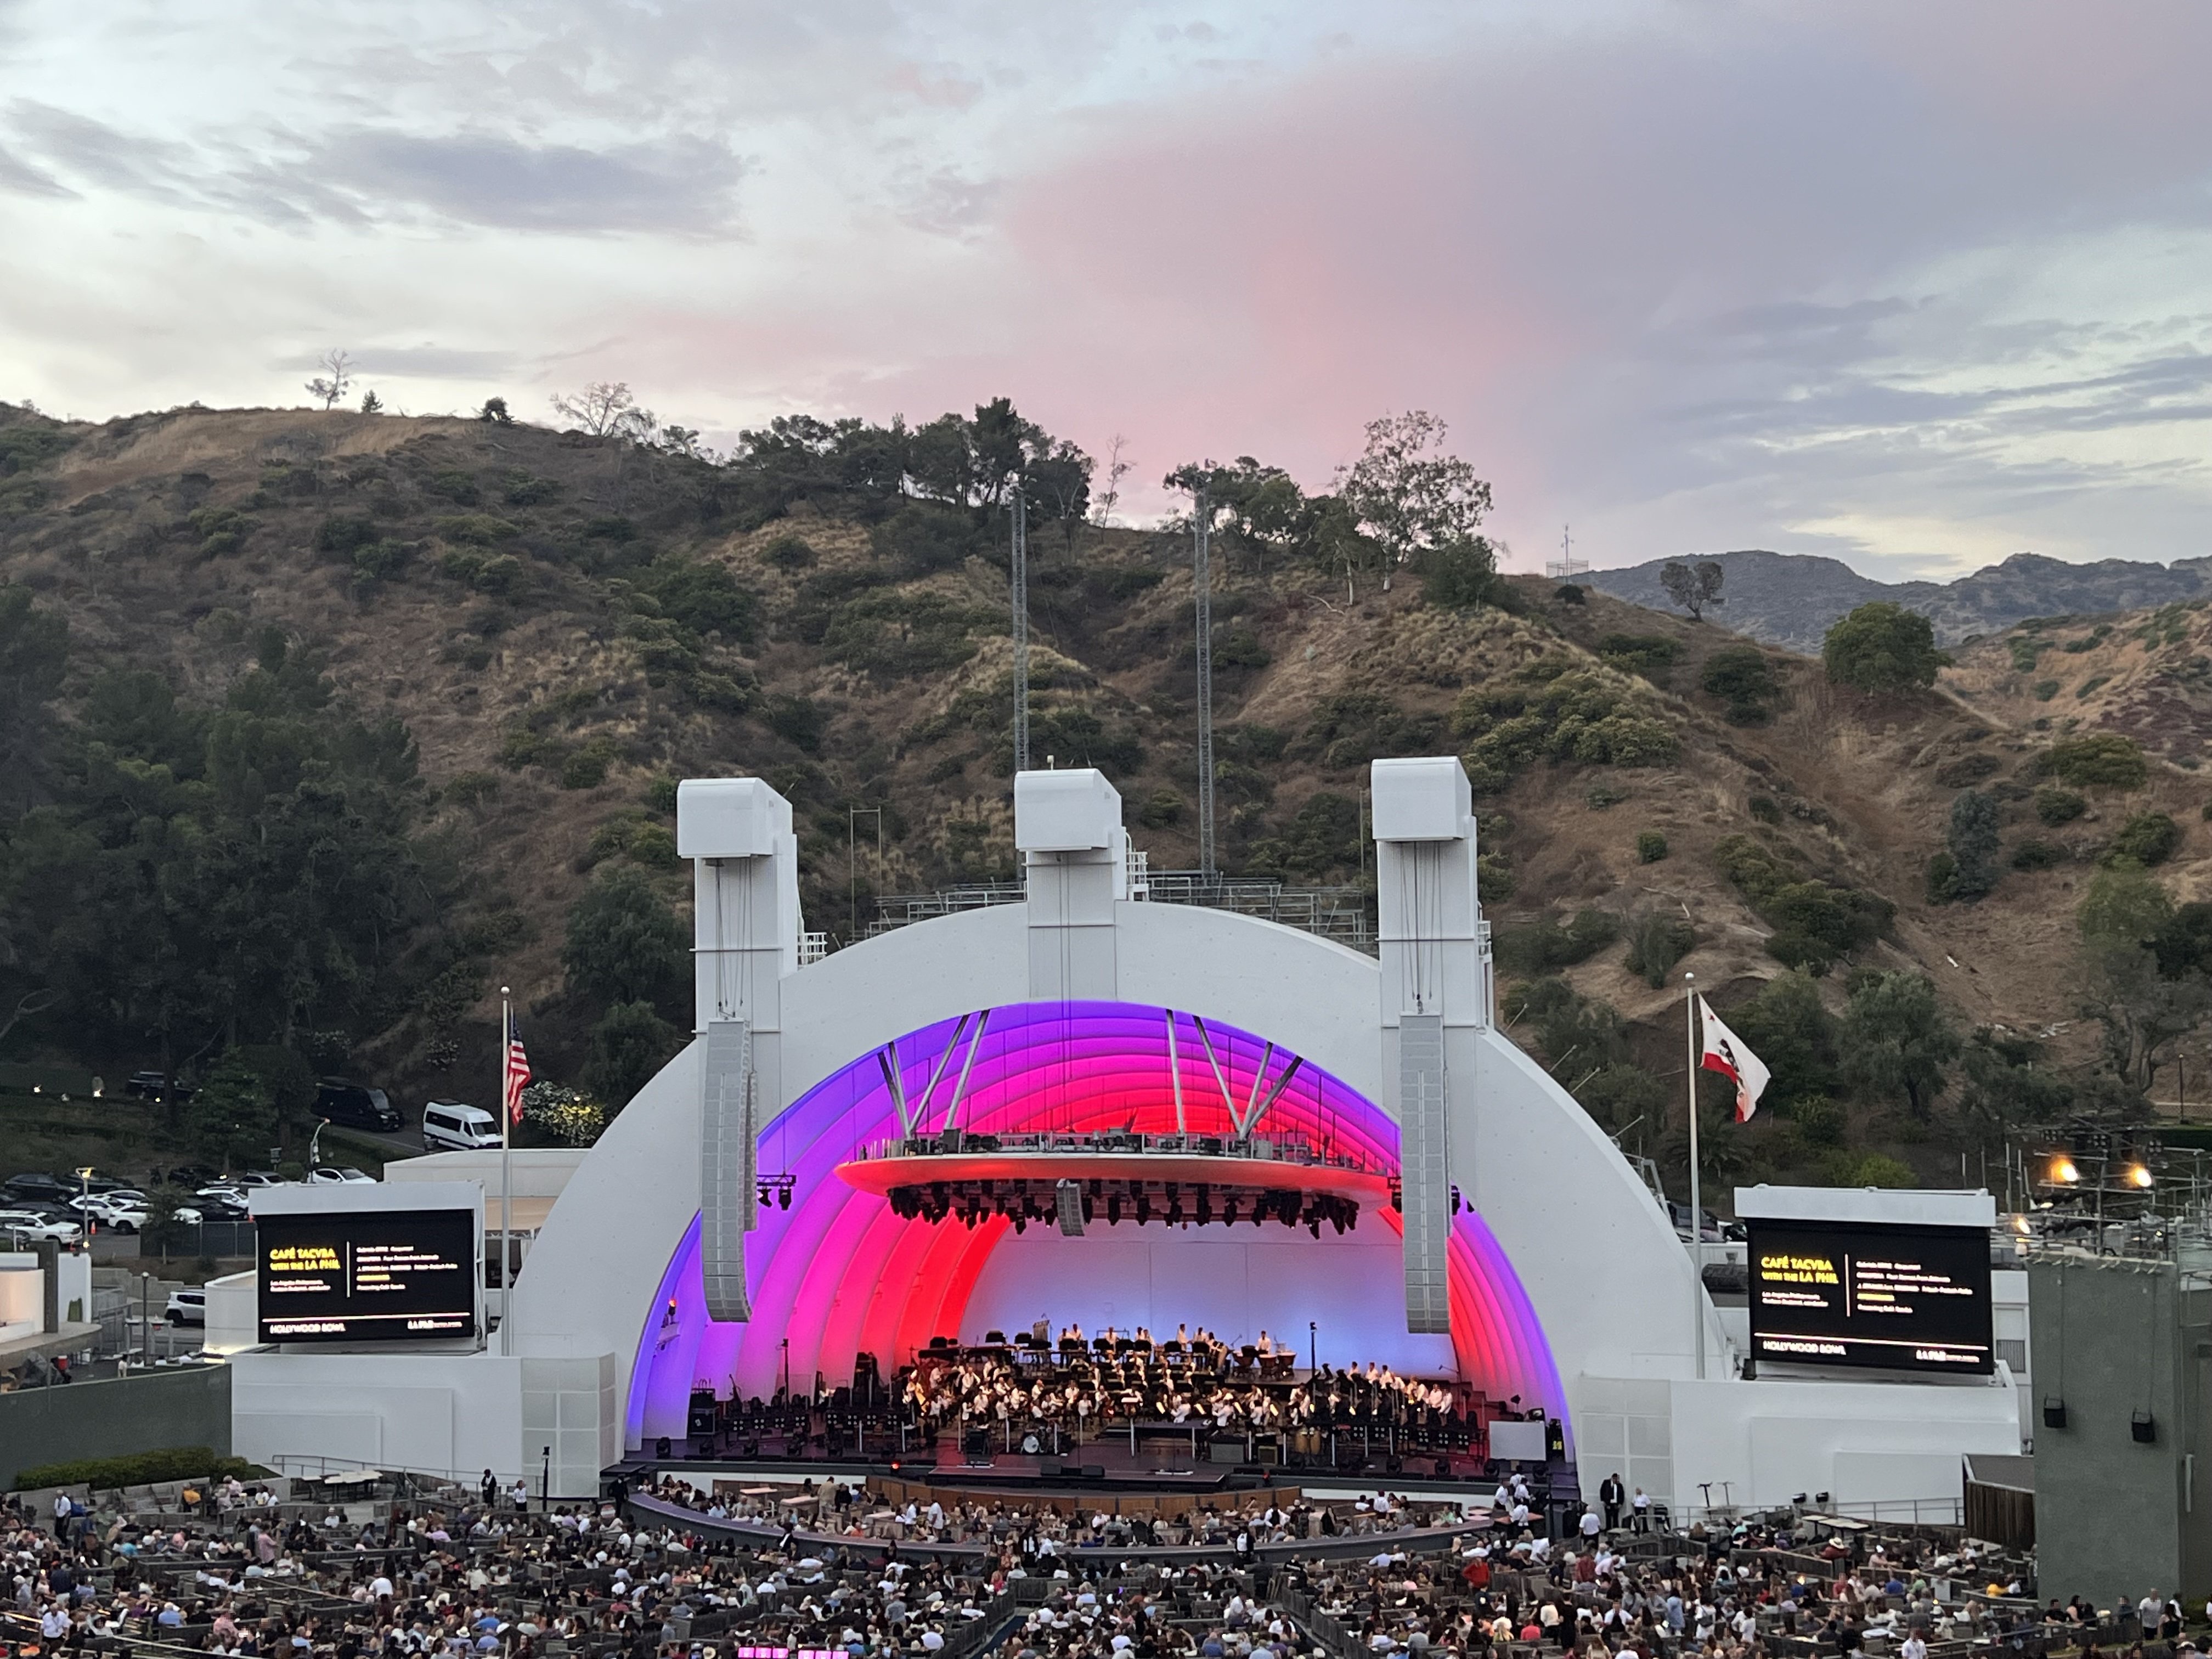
[627,1001,1564,1444]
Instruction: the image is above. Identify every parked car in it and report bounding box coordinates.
[168,1206,206,1227]
[315,1078,401,1133]
[0,1209,81,1242]
[194,1187,251,1214]
[162,1165,220,1189]
[126,1070,170,1098]
[422,1101,501,1152]
[307,1166,376,1186]
[68,1190,147,1220]
[3,1172,69,1204]
[165,1289,206,1327]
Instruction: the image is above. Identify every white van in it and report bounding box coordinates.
[422,1101,502,1151]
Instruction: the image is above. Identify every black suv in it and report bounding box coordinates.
[315,1078,402,1133]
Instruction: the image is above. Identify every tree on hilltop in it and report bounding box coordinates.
[1659,559,1725,620]
[305,349,353,410]
[1338,411,1494,594]
[551,381,656,441]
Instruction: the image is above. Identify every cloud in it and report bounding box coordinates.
[295,128,747,235]
[0,146,69,198]
[3,1,2212,582]
[0,102,747,235]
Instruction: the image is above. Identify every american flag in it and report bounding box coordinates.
[503,1007,532,1125]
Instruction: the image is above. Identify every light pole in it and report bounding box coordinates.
[307,1118,331,1171]
[1309,1321,1317,1373]
[76,1166,94,1241]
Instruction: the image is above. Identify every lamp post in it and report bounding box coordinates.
[1309,1321,1317,1373]
[76,1166,94,1241]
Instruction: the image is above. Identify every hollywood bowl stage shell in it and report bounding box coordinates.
[228,758,2018,1510]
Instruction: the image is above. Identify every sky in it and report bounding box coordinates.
[2,1,2210,580]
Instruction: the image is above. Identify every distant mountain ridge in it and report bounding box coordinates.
[1584,549,2212,653]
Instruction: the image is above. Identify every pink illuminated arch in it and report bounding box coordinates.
[627,1001,1564,1443]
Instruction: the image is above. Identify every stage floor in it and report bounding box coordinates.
[928,1442,1233,1491]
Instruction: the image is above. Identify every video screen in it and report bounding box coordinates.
[258,1207,477,1342]
[1747,1217,1992,1374]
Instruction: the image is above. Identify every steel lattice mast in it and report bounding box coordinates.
[1010,487,1030,774]
[1194,488,1215,877]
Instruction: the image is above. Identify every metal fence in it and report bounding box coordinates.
[1675,1496,1965,1529]
[138,1220,256,1260]
[868,874,1377,953]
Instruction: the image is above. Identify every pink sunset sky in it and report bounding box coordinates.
[3,0,2209,577]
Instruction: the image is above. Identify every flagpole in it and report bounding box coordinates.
[1685,972,1705,1381]
[500,986,512,1359]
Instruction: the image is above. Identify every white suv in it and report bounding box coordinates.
[165,1289,206,1326]
[0,1209,81,1243]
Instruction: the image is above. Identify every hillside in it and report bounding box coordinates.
[1587,548,2212,654]
[2,400,2206,1197]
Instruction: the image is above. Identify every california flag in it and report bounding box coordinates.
[1697,995,1771,1122]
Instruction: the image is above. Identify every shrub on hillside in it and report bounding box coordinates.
[1504,977,1629,1072]
[1712,833,1892,974]
[1820,1152,1916,1189]
[2038,733,2148,789]
[2106,811,2181,869]
[1924,851,1957,905]
[1302,692,1443,771]
[760,533,816,569]
[1419,535,1498,610]
[764,693,826,752]
[2010,838,2067,870]
[434,513,521,545]
[1726,972,1838,1105]
[1494,909,1621,975]
[1452,665,1677,792]
[1571,1062,1667,1129]
[1635,830,1668,864]
[315,513,380,554]
[1598,633,1682,682]
[1137,789,1183,828]
[1701,645,1782,725]
[2035,787,2086,825]
[870,501,984,576]
[821,592,989,678]
[1933,753,2001,788]
[1624,913,1695,988]
[1940,789,2001,901]
[1822,602,1946,692]
[1243,793,1361,880]
[1476,853,1516,904]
